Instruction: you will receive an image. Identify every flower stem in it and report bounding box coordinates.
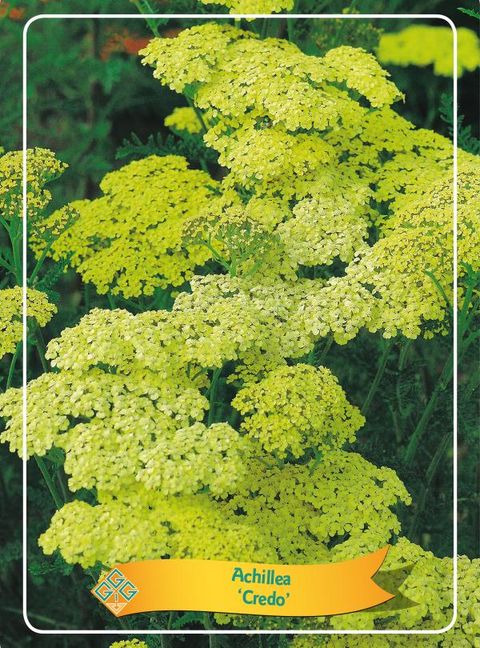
[34,456,64,509]
[408,430,451,540]
[186,96,208,134]
[6,342,21,389]
[28,240,55,286]
[318,335,333,365]
[33,327,49,373]
[207,368,222,426]
[132,0,160,36]
[403,348,453,464]
[361,339,394,416]
[203,612,220,646]
[8,218,22,285]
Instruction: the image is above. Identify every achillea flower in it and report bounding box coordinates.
[164,106,204,134]
[200,0,294,13]
[40,156,218,297]
[0,148,66,221]
[232,364,364,458]
[378,25,480,77]
[0,287,57,359]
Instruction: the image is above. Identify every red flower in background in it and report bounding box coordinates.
[0,3,26,20]
[101,29,150,60]
[100,26,183,60]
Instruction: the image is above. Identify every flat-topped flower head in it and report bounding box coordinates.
[0,287,57,358]
[0,148,66,221]
[200,0,295,14]
[378,25,480,77]
[40,156,218,297]
[141,25,402,152]
[232,364,365,458]
[38,451,410,570]
[164,106,204,134]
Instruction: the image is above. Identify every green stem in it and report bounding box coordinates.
[408,431,451,539]
[361,339,394,415]
[0,255,14,273]
[398,339,412,371]
[287,17,295,42]
[388,404,403,444]
[57,469,69,502]
[6,342,21,389]
[186,96,208,134]
[203,612,219,646]
[0,212,10,232]
[33,327,49,373]
[464,371,480,401]
[394,339,413,430]
[261,18,269,39]
[403,348,453,464]
[196,237,230,272]
[132,0,160,36]
[8,219,22,285]
[207,368,222,426]
[35,456,64,509]
[160,634,173,648]
[318,335,333,366]
[167,610,175,629]
[28,240,55,286]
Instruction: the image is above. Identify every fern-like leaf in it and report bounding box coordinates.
[440,93,480,155]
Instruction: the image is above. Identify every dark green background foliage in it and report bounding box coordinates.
[0,0,478,645]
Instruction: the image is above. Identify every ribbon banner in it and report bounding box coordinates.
[92,546,393,617]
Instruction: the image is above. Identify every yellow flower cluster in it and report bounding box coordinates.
[40,156,217,297]
[297,151,479,341]
[142,26,401,121]
[344,226,451,341]
[200,0,294,13]
[277,188,370,267]
[0,307,253,498]
[292,542,479,642]
[170,274,313,378]
[138,421,251,497]
[205,123,336,192]
[185,189,295,280]
[297,277,375,345]
[141,24,253,94]
[139,22,471,340]
[322,45,404,108]
[110,642,147,648]
[1,23,477,637]
[232,364,364,458]
[365,152,478,337]
[38,451,410,570]
[0,293,410,575]
[141,26,402,201]
[142,27,400,199]
[229,451,411,564]
[378,25,480,77]
[39,495,173,568]
[0,287,57,358]
[164,106,203,134]
[0,148,66,221]
[39,487,273,568]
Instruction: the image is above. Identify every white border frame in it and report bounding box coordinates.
[22,12,458,636]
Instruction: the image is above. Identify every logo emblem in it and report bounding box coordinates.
[93,567,139,615]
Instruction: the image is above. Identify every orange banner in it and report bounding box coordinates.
[91,546,393,617]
